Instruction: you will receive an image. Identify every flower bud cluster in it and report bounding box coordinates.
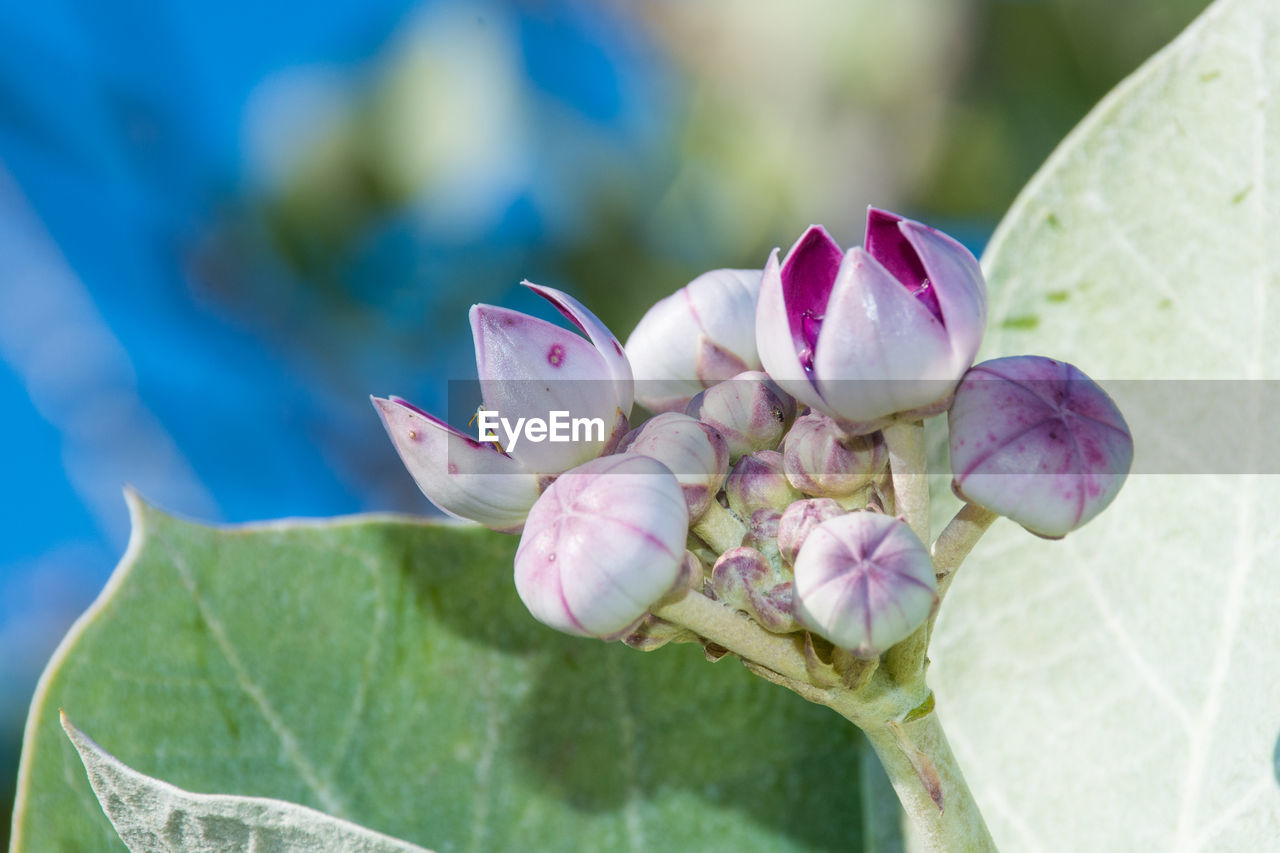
[374,208,1133,659]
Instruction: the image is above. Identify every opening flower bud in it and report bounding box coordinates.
[471,282,633,476]
[685,371,797,462]
[782,413,888,498]
[777,498,845,565]
[619,412,730,520]
[756,210,987,433]
[792,513,937,658]
[625,268,763,413]
[948,355,1134,539]
[371,396,540,533]
[725,450,802,519]
[515,454,689,638]
[710,547,798,633]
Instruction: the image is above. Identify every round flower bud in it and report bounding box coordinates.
[748,507,782,543]
[626,268,763,413]
[782,413,888,498]
[793,513,937,657]
[725,450,802,519]
[711,547,798,633]
[515,454,689,638]
[777,498,845,565]
[948,355,1134,539]
[686,371,797,461]
[620,412,730,520]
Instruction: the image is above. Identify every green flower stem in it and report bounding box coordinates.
[691,500,747,554]
[855,709,998,853]
[651,589,810,683]
[879,419,931,683]
[932,503,999,601]
[654,589,997,852]
[882,420,930,544]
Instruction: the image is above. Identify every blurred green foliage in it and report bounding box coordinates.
[215,0,1209,356]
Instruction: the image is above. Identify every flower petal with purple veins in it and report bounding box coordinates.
[755,210,989,429]
[811,248,952,425]
[900,220,987,361]
[371,396,540,533]
[864,208,941,321]
[756,250,827,411]
[523,280,634,416]
[779,225,844,367]
[470,303,625,475]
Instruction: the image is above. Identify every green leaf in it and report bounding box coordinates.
[60,714,431,852]
[12,494,899,852]
[931,0,1280,849]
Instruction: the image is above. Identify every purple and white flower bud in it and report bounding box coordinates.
[747,507,782,543]
[471,282,633,476]
[620,412,730,520]
[725,450,801,519]
[948,355,1134,539]
[376,283,633,531]
[777,498,845,565]
[372,396,541,533]
[685,371,797,462]
[782,413,888,498]
[515,454,689,638]
[756,209,987,433]
[625,269,763,413]
[793,513,937,657]
[711,547,798,633]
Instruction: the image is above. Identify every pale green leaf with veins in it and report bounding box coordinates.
[10,495,899,852]
[930,0,1280,849]
[60,714,433,853]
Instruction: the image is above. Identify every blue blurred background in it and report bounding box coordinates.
[1,0,1206,841]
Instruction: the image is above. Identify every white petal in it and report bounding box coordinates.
[372,396,539,532]
[755,248,827,411]
[470,304,623,474]
[523,280,634,416]
[812,248,952,424]
[901,220,988,373]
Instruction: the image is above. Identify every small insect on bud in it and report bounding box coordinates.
[782,413,888,498]
[515,454,689,639]
[792,513,937,658]
[725,450,802,519]
[620,412,730,521]
[686,371,797,462]
[777,498,845,565]
[948,355,1134,539]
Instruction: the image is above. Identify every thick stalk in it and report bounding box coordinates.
[651,589,810,683]
[858,712,997,853]
[881,420,930,544]
[879,419,932,682]
[691,500,747,553]
[653,590,997,851]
